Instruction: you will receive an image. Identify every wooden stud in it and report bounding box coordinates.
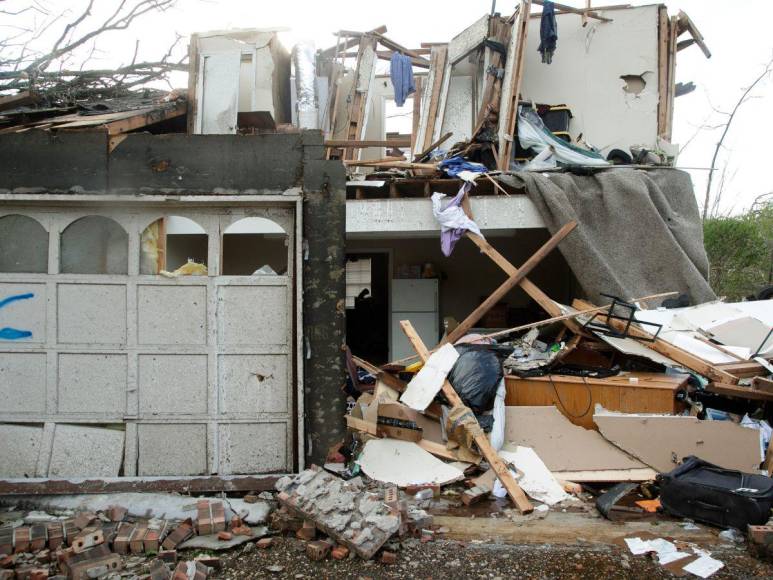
[399,320,533,514]
[444,221,577,345]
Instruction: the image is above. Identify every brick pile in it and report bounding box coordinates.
[0,498,264,579]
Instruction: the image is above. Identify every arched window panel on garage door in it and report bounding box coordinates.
[222,217,288,276]
[60,216,128,275]
[140,216,208,275]
[0,214,49,273]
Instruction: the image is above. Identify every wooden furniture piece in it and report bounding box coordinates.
[504,372,689,430]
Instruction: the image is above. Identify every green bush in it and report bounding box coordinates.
[703,204,773,300]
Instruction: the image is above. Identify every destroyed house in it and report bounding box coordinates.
[1,1,771,501]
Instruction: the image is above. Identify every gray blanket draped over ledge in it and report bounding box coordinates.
[500,168,716,306]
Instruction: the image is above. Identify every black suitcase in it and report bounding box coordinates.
[658,455,773,529]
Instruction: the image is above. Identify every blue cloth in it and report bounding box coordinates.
[390,52,415,106]
[538,0,558,64]
[438,156,488,178]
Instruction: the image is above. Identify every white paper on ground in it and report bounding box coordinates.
[659,551,692,565]
[498,446,570,506]
[400,343,459,411]
[356,438,465,487]
[683,555,724,578]
[624,537,652,555]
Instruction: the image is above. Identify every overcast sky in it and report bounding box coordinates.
[2,0,772,215]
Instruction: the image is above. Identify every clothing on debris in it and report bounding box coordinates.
[431,183,484,256]
[538,0,558,64]
[390,52,416,107]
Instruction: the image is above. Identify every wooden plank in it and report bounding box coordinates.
[715,360,772,378]
[0,90,37,111]
[352,355,407,393]
[412,131,453,162]
[373,33,430,64]
[411,76,422,153]
[324,139,411,148]
[656,5,670,138]
[340,50,430,68]
[705,381,773,402]
[663,15,679,141]
[400,321,533,514]
[345,414,480,464]
[497,0,532,170]
[532,0,612,22]
[186,33,200,135]
[752,376,773,394]
[444,221,577,345]
[415,46,449,152]
[343,35,379,160]
[677,10,711,59]
[573,299,739,384]
[505,373,686,430]
[319,25,387,58]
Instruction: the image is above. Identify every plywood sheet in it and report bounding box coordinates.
[594,410,761,473]
[504,406,647,472]
[400,343,459,411]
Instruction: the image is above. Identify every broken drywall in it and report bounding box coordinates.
[356,438,465,487]
[504,406,650,473]
[498,446,570,506]
[594,408,762,473]
[520,4,661,154]
[400,343,459,412]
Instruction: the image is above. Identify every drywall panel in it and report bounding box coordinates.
[440,75,474,144]
[595,410,761,473]
[520,5,660,153]
[58,284,127,344]
[0,352,47,413]
[504,406,647,472]
[448,14,489,64]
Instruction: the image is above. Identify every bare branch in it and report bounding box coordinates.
[703,54,773,219]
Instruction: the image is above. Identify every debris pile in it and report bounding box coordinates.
[0,498,271,580]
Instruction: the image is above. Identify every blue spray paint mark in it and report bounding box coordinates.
[0,292,34,309]
[0,328,32,340]
[0,292,34,340]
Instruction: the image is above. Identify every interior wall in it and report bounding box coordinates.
[222,233,288,275]
[348,230,577,327]
[521,5,660,154]
[166,234,208,272]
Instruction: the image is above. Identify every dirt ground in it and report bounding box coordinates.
[211,536,773,580]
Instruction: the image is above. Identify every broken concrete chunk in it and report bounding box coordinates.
[276,467,400,559]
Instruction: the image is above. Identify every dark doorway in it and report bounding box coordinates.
[345,252,389,365]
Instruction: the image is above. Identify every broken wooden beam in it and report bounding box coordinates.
[319,25,387,58]
[400,320,533,514]
[445,220,577,345]
[532,0,613,22]
[325,139,411,148]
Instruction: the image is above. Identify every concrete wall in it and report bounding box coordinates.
[521,5,661,154]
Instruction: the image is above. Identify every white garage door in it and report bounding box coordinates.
[0,195,301,478]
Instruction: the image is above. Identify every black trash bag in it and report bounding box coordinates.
[477,414,495,433]
[447,344,503,414]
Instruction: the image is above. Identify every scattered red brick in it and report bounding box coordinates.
[256,538,273,550]
[216,532,232,542]
[306,540,332,561]
[331,545,349,560]
[380,551,397,565]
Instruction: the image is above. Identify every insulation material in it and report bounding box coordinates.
[292,41,319,129]
[497,446,570,506]
[356,438,465,487]
[400,343,459,411]
[594,408,762,473]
